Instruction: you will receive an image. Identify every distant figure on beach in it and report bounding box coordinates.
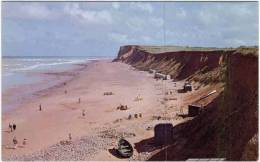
[9,123,13,132]
[82,109,86,117]
[64,82,66,86]
[13,137,18,149]
[69,133,72,141]
[22,139,27,147]
[13,124,16,131]
[39,104,42,111]
[78,98,81,104]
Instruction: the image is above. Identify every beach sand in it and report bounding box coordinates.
[2,60,221,160]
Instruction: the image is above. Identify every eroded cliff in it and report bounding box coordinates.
[114,45,258,160]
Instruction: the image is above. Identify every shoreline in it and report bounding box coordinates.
[2,59,220,160]
[2,60,96,113]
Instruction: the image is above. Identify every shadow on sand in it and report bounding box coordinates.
[108,148,129,159]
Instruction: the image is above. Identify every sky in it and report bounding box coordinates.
[2,2,258,57]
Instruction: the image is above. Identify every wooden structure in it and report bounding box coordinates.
[154,72,167,80]
[183,82,192,92]
[188,104,202,116]
[154,123,174,145]
[149,69,156,74]
[188,90,217,117]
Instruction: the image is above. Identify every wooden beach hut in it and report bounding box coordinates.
[154,123,174,145]
[188,104,202,116]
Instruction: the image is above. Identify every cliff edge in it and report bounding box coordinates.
[114,45,258,160]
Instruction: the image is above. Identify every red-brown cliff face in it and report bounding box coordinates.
[114,45,258,160]
[114,46,234,84]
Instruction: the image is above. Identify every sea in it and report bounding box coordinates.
[2,56,112,112]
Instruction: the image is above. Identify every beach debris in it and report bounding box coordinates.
[152,115,174,121]
[104,92,113,95]
[9,123,13,132]
[117,138,133,158]
[113,118,123,123]
[146,126,152,131]
[117,104,128,110]
[164,97,177,101]
[128,115,132,120]
[139,113,142,118]
[60,140,71,145]
[64,90,67,94]
[13,136,18,149]
[134,114,138,118]
[39,104,42,111]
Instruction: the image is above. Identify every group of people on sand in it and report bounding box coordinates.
[8,123,28,149]
[8,123,16,132]
[12,136,27,149]
[7,82,84,151]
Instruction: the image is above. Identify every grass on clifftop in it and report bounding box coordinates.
[137,45,235,54]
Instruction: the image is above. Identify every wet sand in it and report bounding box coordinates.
[2,60,221,160]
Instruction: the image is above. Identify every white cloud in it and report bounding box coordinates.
[126,17,145,32]
[130,2,154,13]
[2,3,58,20]
[112,2,120,10]
[176,8,186,18]
[141,36,152,43]
[150,17,164,27]
[108,33,137,43]
[108,33,128,43]
[64,3,113,24]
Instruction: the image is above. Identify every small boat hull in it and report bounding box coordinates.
[117,138,133,158]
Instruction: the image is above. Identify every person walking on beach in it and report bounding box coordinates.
[68,133,72,141]
[82,109,86,117]
[13,136,18,149]
[9,123,13,132]
[78,98,81,104]
[13,124,16,131]
[39,104,42,111]
[22,139,27,147]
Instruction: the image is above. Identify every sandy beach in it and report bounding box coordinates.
[2,60,221,160]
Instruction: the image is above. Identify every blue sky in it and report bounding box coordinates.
[2,2,258,57]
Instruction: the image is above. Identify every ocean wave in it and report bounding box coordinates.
[11,59,89,72]
[2,72,14,77]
